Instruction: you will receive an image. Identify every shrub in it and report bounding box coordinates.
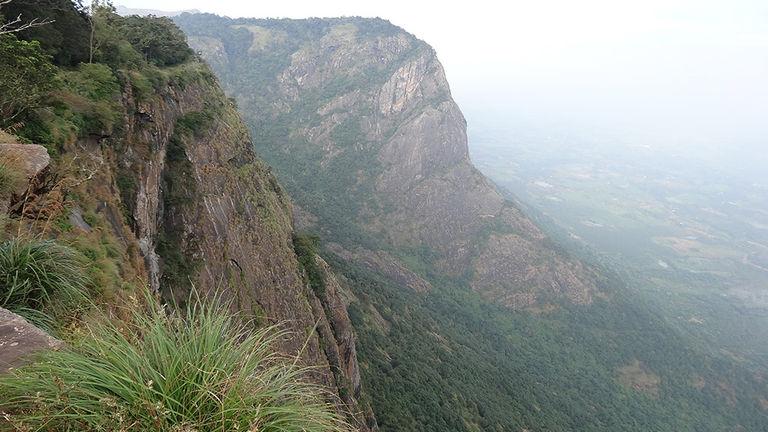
[293,233,326,296]
[0,34,58,128]
[60,63,120,101]
[128,70,154,101]
[0,291,351,432]
[0,239,90,326]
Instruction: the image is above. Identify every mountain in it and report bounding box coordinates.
[176,13,768,431]
[179,15,597,310]
[2,2,766,430]
[115,5,201,17]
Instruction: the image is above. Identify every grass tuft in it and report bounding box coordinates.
[0,291,351,432]
[0,161,23,197]
[0,239,90,327]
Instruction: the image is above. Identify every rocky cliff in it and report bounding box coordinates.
[178,15,597,309]
[120,66,373,430]
[1,61,373,430]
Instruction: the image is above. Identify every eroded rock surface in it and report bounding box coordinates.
[0,144,50,195]
[328,243,432,293]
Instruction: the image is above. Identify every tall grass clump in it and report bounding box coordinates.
[0,239,90,327]
[0,161,23,197]
[0,292,351,432]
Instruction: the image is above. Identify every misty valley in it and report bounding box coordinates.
[469,118,768,367]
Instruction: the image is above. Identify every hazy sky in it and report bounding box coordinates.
[119,0,768,155]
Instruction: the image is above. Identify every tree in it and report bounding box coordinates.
[119,15,194,66]
[86,0,113,63]
[0,0,53,35]
[86,2,142,68]
[0,34,57,128]
[1,0,91,66]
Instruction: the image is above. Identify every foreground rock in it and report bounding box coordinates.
[0,143,51,214]
[0,307,62,373]
[0,144,51,196]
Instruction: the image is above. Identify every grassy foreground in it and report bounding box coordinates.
[0,292,350,432]
[0,239,90,329]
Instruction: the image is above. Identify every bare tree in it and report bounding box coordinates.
[87,0,113,63]
[0,0,54,36]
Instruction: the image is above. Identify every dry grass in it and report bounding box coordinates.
[0,156,24,198]
[0,129,20,144]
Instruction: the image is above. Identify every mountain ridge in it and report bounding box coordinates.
[178,14,599,311]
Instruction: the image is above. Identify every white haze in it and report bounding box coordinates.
[119,0,768,172]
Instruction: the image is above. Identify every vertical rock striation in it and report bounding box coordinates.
[46,63,375,430]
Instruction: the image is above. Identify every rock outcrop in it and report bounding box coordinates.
[310,255,377,429]
[0,143,51,215]
[0,307,61,373]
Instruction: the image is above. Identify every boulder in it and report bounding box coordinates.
[0,307,62,373]
[0,143,51,197]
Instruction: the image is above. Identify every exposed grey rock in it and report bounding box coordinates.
[107,70,372,428]
[0,307,62,373]
[68,207,93,232]
[183,17,599,310]
[0,144,50,197]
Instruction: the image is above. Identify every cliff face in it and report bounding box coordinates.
[179,16,597,309]
[6,62,372,430]
[122,66,373,430]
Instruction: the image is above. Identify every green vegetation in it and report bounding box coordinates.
[60,62,120,99]
[0,5,351,431]
[334,253,768,431]
[119,15,194,66]
[0,0,91,66]
[0,291,350,432]
[293,233,326,296]
[0,34,58,129]
[2,0,198,149]
[0,239,90,327]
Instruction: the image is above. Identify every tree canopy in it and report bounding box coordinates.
[0,0,90,66]
[0,34,57,128]
[119,15,194,67]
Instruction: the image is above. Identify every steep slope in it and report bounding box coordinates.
[180,16,595,310]
[0,10,373,429]
[177,14,768,432]
[94,69,374,430]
